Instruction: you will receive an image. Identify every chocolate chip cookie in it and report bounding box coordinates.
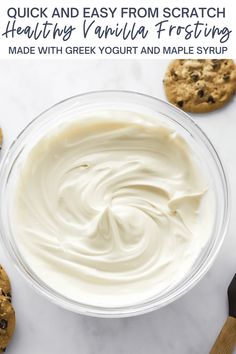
[0,295,15,352]
[0,267,11,302]
[163,59,236,113]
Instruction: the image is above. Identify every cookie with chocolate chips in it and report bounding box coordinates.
[0,267,11,302]
[163,59,236,113]
[0,295,15,352]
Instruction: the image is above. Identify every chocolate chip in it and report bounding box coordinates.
[197,89,204,98]
[212,63,220,70]
[6,293,11,298]
[207,95,215,104]
[211,59,221,70]
[191,74,199,82]
[0,319,8,330]
[223,74,230,81]
[170,69,178,80]
[177,100,184,108]
[2,348,6,352]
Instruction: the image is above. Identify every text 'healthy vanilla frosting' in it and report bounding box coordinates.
[12,111,214,307]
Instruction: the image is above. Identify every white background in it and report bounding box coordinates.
[0,59,235,353]
[0,0,235,58]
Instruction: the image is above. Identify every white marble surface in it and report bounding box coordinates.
[0,59,235,354]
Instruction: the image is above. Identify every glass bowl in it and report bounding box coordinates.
[0,91,230,317]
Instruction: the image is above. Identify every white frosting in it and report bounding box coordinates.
[12,112,214,307]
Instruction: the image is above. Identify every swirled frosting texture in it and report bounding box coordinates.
[13,113,214,307]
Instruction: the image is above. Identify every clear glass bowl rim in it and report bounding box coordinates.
[0,90,230,318]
